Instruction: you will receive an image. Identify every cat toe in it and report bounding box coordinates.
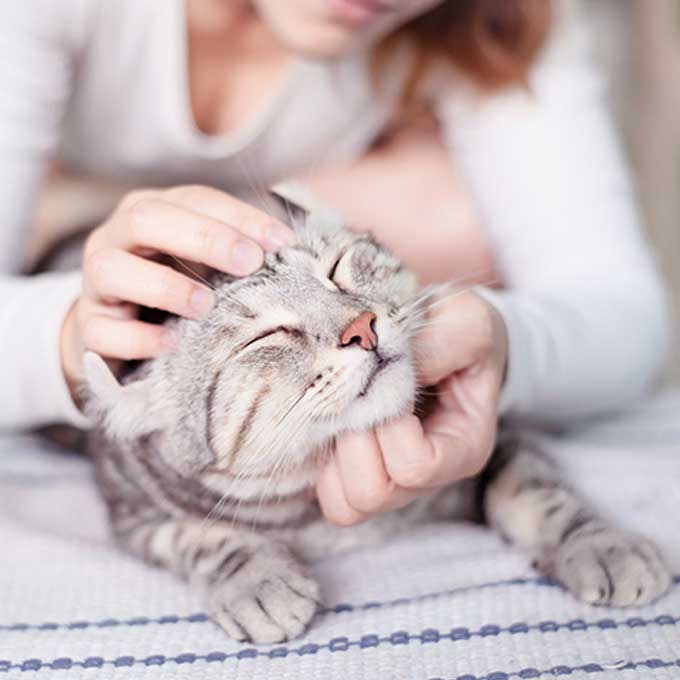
[207,553,321,643]
[539,530,672,608]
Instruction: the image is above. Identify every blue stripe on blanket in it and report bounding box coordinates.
[3,575,679,634]
[1,614,679,673]
[428,658,680,680]
[0,575,552,633]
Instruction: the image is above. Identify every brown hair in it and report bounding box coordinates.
[379,0,552,102]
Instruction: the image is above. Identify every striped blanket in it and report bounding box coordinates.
[1,392,679,679]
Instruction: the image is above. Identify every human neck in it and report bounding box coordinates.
[185,0,253,37]
[184,0,291,137]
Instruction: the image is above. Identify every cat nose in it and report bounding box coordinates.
[340,311,378,351]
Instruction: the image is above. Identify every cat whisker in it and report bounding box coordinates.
[169,255,217,291]
[200,383,317,533]
[236,155,280,218]
[398,268,499,323]
[244,380,344,531]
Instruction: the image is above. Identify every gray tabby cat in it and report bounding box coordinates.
[82,205,671,644]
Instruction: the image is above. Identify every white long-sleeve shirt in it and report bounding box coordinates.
[0,0,671,431]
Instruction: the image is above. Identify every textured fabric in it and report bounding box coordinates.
[0,0,670,431]
[1,391,679,679]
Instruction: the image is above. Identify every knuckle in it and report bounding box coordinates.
[153,269,193,312]
[326,504,362,527]
[234,211,262,239]
[347,483,389,514]
[164,184,204,203]
[84,248,115,287]
[393,460,433,489]
[193,222,221,257]
[83,228,106,262]
[118,189,155,213]
[319,492,363,527]
[127,198,158,239]
[152,269,183,307]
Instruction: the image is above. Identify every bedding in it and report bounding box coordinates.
[1,392,679,679]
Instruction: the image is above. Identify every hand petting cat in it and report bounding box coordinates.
[317,291,508,526]
[60,185,294,396]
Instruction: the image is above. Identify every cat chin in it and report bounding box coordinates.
[334,365,416,434]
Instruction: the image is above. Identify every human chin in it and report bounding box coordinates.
[271,21,361,58]
[252,0,397,58]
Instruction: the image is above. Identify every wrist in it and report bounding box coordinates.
[60,301,84,404]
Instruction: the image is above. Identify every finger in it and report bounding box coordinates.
[378,414,441,489]
[378,409,488,490]
[116,198,269,276]
[316,457,369,527]
[164,185,295,252]
[415,291,495,386]
[83,316,174,361]
[335,430,391,514]
[79,295,138,322]
[420,370,498,478]
[85,248,215,319]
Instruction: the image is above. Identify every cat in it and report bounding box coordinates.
[78,200,671,645]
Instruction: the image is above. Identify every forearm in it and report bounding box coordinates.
[0,272,90,431]
[481,281,671,424]
[437,0,672,423]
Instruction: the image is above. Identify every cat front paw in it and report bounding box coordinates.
[536,529,672,607]
[206,549,321,644]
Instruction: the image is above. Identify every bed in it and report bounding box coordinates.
[1,391,679,679]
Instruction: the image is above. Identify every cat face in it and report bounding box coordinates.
[85,210,420,481]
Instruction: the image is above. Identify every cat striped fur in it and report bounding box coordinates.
[77,202,670,644]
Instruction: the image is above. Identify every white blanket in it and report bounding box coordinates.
[1,392,679,679]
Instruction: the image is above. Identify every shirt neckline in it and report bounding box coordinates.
[168,0,308,158]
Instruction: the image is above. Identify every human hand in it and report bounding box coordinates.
[60,185,294,396]
[316,290,507,526]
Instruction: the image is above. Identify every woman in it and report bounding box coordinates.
[0,0,670,525]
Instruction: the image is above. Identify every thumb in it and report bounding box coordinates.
[415,291,496,386]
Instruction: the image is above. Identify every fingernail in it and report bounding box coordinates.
[263,223,295,251]
[190,287,215,318]
[232,240,263,275]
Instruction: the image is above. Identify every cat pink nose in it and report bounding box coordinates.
[340,311,378,351]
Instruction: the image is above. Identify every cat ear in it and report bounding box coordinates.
[269,182,345,232]
[268,184,309,228]
[83,352,160,439]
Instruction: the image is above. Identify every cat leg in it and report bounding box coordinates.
[111,509,320,643]
[482,438,672,607]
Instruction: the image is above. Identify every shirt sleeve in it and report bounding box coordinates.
[0,1,93,430]
[435,0,672,425]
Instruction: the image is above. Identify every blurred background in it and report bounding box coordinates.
[588,0,680,384]
[33,0,680,382]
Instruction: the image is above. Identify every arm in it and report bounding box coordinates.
[436,0,671,424]
[0,3,294,431]
[0,2,91,430]
[316,1,671,525]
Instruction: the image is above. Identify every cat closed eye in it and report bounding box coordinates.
[242,325,301,349]
[327,254,344,282]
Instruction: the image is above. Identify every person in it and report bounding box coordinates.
[0,0,670,526]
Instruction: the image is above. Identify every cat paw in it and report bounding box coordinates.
[207,549,321,644]
[536,529,672,607]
